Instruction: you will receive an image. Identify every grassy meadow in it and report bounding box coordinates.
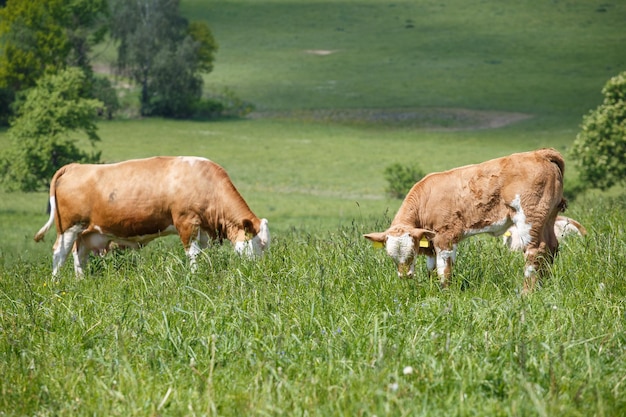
[1,0,626,415]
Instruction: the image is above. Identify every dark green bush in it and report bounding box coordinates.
[383,163,425,199]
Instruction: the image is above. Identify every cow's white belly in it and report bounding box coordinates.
[462,217,512,238]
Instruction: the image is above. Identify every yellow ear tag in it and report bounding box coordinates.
[504,231,511,237]
[419,237,430,248]
[372,241,384,249]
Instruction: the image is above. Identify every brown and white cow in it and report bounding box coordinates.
[503,215,586,251]
[34,156,270,277]
[364,148,565,293]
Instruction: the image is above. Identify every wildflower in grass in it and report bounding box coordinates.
[388,382,399,392]
[403,366,414,375]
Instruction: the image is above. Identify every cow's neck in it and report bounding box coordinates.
[221,210,260,243]
[392,192,422,227]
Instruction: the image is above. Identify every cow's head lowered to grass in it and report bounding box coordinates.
[235,218,271,257]
[364,227,436,277]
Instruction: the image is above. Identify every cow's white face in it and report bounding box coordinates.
[364,227,435,278]
[385,233,417,277]
[235,218,270,258]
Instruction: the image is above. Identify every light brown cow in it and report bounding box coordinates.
[364,148,565,293]
[34,156,270,277]
[503,215,586,251]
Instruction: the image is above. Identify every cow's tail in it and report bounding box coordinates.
[34,166,66,242]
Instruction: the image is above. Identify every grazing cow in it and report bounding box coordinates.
[503,215,586,251]
[364,148,565,293]
[34,156,270,277]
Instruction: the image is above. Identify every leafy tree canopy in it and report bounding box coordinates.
[109,0,217,118]
[570,71,626,191]
[0,0,108,91]
[0,67,103,192]
[384,163,425,199]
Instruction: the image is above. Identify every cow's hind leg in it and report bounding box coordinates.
[522,220,559,294]
[52,225,83,278]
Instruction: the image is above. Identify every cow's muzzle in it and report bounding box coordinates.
[397,263,414,279]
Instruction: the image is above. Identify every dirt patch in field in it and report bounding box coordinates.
[304,49,339,56]
[249,108,532,131]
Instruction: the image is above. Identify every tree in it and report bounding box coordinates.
[109,0,217,117]
[384,163,425,199]
[569,71,626,190]
[0,0,109,121]
[0,68,103,192]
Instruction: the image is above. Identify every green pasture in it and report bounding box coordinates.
[1,0,626,415]
[188,0,625,118]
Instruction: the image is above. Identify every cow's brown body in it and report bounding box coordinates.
[365,149,565,293]
[35,156,270,277]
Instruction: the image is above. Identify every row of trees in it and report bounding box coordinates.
[0,0,222,191]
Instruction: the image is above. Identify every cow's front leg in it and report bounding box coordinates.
[435,244,457,288]
[177,220,205,272]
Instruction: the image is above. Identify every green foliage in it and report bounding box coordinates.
[144,37,204,118]
[0,68,103,192]
[0,86,15,125]
[109,0,218,118]
[188,20,218,73]
[90,75,120,119]
[384,163,425,199]
[570,71,626,190]
[0,0,108,91]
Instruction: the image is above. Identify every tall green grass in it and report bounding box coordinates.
[1,197,624,416]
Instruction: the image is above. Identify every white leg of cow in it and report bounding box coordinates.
[435,246,456,288]
[52,225,83,277]
[187,240,202,272]
[522,246,540,295]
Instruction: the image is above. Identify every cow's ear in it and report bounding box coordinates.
[364,232,386,249]
[242,219,256,239]
[409,228,435,248]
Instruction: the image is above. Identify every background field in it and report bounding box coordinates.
[1,0,625,415]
